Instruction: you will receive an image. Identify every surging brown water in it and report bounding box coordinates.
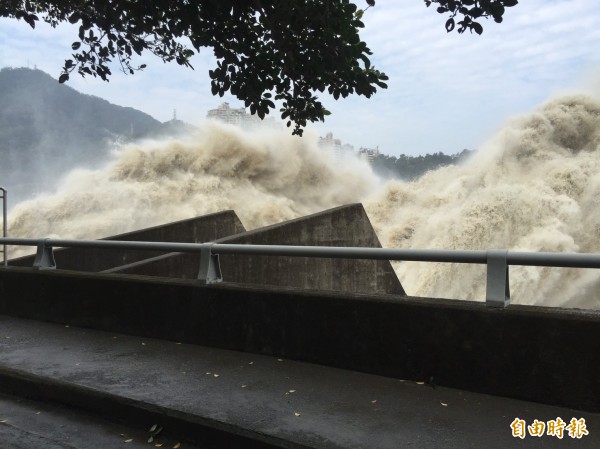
[7,122,379,250]
[366,94,600,309]
[7,95,600,309]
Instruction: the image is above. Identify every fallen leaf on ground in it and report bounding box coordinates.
[371,400,377,404]
[416,382,425,385]
[213,374,219,378]
[241,385,247,388]
[288,390,296,393]
[440,402,448,406]
[124,438,133,443]
[294,412,301,417]
[173,443,181,449]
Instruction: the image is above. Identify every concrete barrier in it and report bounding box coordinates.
[8,211,245,272]
[0,268,598,412]
[109,204,405,295]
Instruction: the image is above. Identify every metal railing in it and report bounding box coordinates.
[0,187,6,267]
[2,237,600,308]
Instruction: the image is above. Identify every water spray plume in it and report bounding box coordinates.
[8,122,378,248]
[7,95,600,309]
[366,94,600,308]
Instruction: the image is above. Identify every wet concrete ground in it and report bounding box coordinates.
[0,314,598,448]
[0,392,201,449]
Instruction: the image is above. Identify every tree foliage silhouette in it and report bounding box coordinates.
[2,1,516,134]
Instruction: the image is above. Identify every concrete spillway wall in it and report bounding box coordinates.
[8,211,246,272]
[0,267,598,413]
[8,204,403,295]
[109,204,405,295]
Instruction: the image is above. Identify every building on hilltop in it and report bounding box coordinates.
[358,146,380,165]
[318,132,359,161]
[319,132,383,165]
[206,102,281,130]
[207,102,260,129]
[318,132,343,159]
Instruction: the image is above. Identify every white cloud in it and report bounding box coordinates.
[2,1,600,156]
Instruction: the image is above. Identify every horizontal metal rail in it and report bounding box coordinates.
[1,237,600,308]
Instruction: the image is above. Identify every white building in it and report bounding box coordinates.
[318,132,380,165]
[206,102,281,130]
[206,102,260,130]
[358,146,380,165]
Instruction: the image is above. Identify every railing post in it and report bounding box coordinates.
[197,243,222,284]
[33,239,56,270]
[486,249,510,308]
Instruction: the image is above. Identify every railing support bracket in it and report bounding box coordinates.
[33,239,56,270]
[486,249,510,308]
[197,243,222,284]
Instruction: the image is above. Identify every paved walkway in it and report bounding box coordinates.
[0,392,204,449]
[0,314,598,448]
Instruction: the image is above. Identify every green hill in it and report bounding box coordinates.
[0,67,161,204]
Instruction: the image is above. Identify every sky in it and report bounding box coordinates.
[1,0,600,157]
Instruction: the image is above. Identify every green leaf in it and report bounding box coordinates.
[360,54,371,69]
[24,14,37,28]
[490,2,505,21]
[471,22,483,35]
[58,73,69,83]
[470,7,483,17]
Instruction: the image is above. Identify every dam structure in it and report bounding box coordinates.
[0,204,599,448]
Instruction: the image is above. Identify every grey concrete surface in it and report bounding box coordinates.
[1,267,599,412]
[0,392,204,449]
[0,315,598,449]
[109,204,405,295]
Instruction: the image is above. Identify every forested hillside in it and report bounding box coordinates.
[0,67,161,203]
[371,149,474,180]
